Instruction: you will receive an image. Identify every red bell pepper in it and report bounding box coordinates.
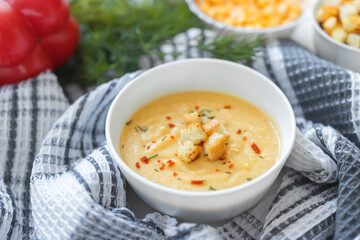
[0,0,79,85]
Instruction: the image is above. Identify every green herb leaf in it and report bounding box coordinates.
[225,171,231,174]
[259,155,263,158]
[146,154,158,160]
[209,186,216,191]
[154,169,159,172]
[135,125,148,132]
[247,177,252,181]
[122,144,124,149]
[126,120,132,126]
[188,110,194,113]
[208,116,215,119]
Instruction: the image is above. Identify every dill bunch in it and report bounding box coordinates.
[57,0,265,86]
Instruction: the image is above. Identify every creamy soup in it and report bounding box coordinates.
[119,91,280,191]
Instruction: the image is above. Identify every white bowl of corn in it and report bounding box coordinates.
[186,0,310,40]
[312,0,360,73]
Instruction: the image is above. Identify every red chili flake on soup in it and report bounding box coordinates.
[228,164,234,169]
[243,138,247,141]
[152,140,157,143]
[170,135,175,139]
[140,156,149,164]
[159,163,165,170]
[237,129,241,134]
[215,169,220,172]
[166,116,171,120]
[147,146,150,150]
[169,123,175,128]
[251,143,261,154]
[167,160,175,167]
[191,180,204,185]
[135,162,140,168]
[157,160,161,163]
[224,105,231,109]
[174,153,178,156]
[173,172,178,177]
[195,106,199,110]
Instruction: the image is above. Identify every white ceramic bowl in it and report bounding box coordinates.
[185,0,311,40]
[311,0,360,73]
[106,59,296,222]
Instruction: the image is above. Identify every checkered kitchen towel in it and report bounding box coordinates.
[1,28,360,240]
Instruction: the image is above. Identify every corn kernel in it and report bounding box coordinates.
[346,33,360,48]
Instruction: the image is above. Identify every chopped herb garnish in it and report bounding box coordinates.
[178,178,182,180]
[162,136,167,141]
[199,109,212,113]
[135,125,148,132]
[122,144,124,149]
[243,136,247,139]
[243,130,247,132]
[225,171,231,174]
[208,116,215,119]
[259,156,263,158]
[126,120,132,126]
[201,113,207,117]
[143,145,146,148]
[225,143,228,145]
[209,186,216,191]
[247,178,252,181]
[188,110,194,113]
[154,169,159,172]
[145,154,159,160]
[223,162,226,165]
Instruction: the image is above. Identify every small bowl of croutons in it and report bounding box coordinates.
[312,0,360,72]
[186,0,311,39]
[106,59,296,222]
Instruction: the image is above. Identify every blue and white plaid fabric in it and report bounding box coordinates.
[0,29,359,239]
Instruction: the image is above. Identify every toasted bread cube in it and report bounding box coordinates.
[342,15,360,32]
[340,4,358,22]
[202,119,229,137]
[331,27,347,42]
[178,141,201,163]
[180,123,208,144]
[204,133,227,161]
[316,6,339,22]
[184,111,202,125]
[323,17,339,34]
[347,33,360,48]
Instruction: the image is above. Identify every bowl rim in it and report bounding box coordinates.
[105,58,296,197]
[310,0,360,53]
[185,0,309,34]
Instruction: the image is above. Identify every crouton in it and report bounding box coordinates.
[347,33,360,48]
[322,16,339,34]
[202,119,229,137]
[184,111,202,125]
[180,123,208,144]
[178,141,201,163]
[331,27,347,42]
[204,133,227,161]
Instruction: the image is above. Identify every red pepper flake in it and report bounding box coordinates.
[174,153,178,156]
[157,160,161,163]
[166,116,171,120]
[168,123,175,128]
[228,160,231,163]
[147,146,150,150]
[173,172,178,177]
[195,106,199,110]
[140,156,149,164]
[152,140,157,143]
[237,129,242,134]
[243,138,247,141]
[251,143,261,154]
[170,135,175,139]
[135,162,140,168]
[167,160,175,167]
[224,105,231,109]
[191,180,204,185]
[219,157,225,160]
[228,164,234,169]
[199,141,204,147]
[159,163,165,170]
[215,169,220,172]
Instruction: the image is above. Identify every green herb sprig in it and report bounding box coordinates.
[57,0,265,86]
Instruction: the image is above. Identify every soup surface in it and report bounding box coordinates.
[119,91,280,191]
